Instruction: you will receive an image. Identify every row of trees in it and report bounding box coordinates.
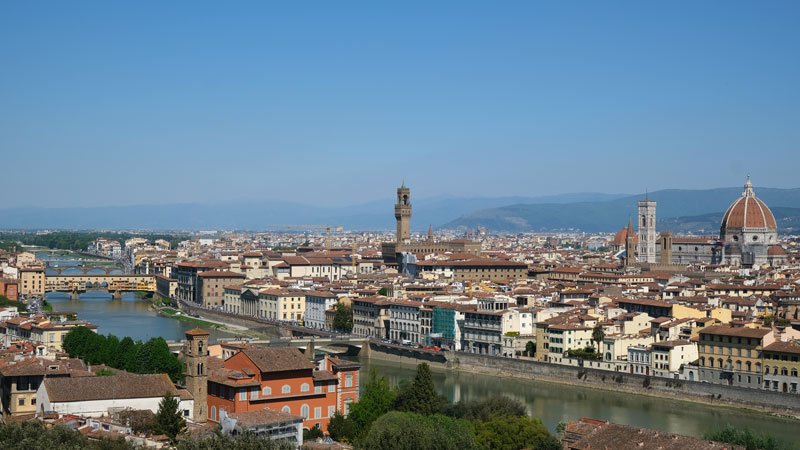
[327,363,561,450]
[0,231,186,251]
[62,326,183,382]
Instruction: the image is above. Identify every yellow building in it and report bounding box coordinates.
[18,267,45,296]
[671,304,707,320]
[697,325,773,389]
[762,341,800,394]
[258,289,306,321]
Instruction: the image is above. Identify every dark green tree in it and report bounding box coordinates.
[176,430,294,450]
[359,411,478,450]
[303,424,324,441]
[394,363,446,415]
[62,326,98,360]
[348,368,398,438]
[443,396,527,422]
[154,393,186,442]
[333,303,353,333]
[525,340,535,357]
[0,421,134,450]
[474,415,560,450]
[704,424,787,450]
[592,323,605,353]
[327,411,356,443]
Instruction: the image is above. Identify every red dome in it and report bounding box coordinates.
[612,223,638,246]
[720,178,777,231]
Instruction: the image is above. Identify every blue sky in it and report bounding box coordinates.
[2,1,799,208]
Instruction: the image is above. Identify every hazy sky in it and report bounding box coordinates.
[2,1,799,208]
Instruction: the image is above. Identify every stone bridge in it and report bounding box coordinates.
[46,274,156,297]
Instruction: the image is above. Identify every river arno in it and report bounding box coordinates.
[45,291,234,342]
[358,358,800,448]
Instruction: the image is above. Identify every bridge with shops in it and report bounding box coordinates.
[45,274,157,298]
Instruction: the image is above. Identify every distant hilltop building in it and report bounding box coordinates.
[381,183,481,263]
[619,177,786,268]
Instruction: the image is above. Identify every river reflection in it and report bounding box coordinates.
[46,291,234,342]
[358,358,799,448]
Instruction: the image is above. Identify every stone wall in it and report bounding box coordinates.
[366,342,448,369]
[177,302,289,338]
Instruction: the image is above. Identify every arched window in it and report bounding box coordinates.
[792,368,798,377]
[700,357,706,367]
[262,386,272,396]
[282,384,291,394]
[717,358,724,368]
[765,365,770,375]
[746,361,752,372]
[782,367,789,376]
[210,406,217,422]
[282,405,291,413]
[300,383,310,392]
[735,360,742,371]
[301,404,309,419]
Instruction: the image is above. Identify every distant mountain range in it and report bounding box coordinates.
[4,188,800,234]
[443,187,800,233]
[0,192,628,231]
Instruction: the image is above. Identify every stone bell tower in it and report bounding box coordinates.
[395,183,412,245]
[184,328,209,423]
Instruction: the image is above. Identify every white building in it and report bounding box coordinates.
[37,373,194,420]
[304,291,339,330]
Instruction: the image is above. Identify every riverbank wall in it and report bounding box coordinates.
[367,344,800,417]
[177,302,289,338]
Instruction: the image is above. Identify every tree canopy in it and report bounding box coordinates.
[0,421,134,450]
[154,392,186,442]
[63,327,184,382]
[359,411,478,450]
[394,363,446,415]
[704,424,787,450]
[176,431,294,450]
[347,368,398,440]
[333,303,353,333]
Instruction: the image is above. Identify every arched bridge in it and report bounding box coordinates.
[46,274,156,297]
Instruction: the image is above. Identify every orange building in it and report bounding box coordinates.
[206,347,359,432]
[0,278,18,301]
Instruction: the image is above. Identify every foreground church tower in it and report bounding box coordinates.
[184,328,209,423]
[395,183,412,244]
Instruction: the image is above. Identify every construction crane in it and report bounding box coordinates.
[280,225,344,251]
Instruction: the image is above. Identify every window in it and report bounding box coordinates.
[282,384,291,394]
[301,383,310,392]
[239,389,247,401]
[328,406,335,418]
[250,387,258,400]
[345,374,353,388]
[301,404,309,419]
[18,398,24,406]
[328,383,336,393]
[211,406,217,421]
[282,406,291,413]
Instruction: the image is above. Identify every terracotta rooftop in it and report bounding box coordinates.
[239,347,315,373]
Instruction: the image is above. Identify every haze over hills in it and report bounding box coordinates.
[444,187,800,233]
[0,192,627,231]
[4,187,800,233]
